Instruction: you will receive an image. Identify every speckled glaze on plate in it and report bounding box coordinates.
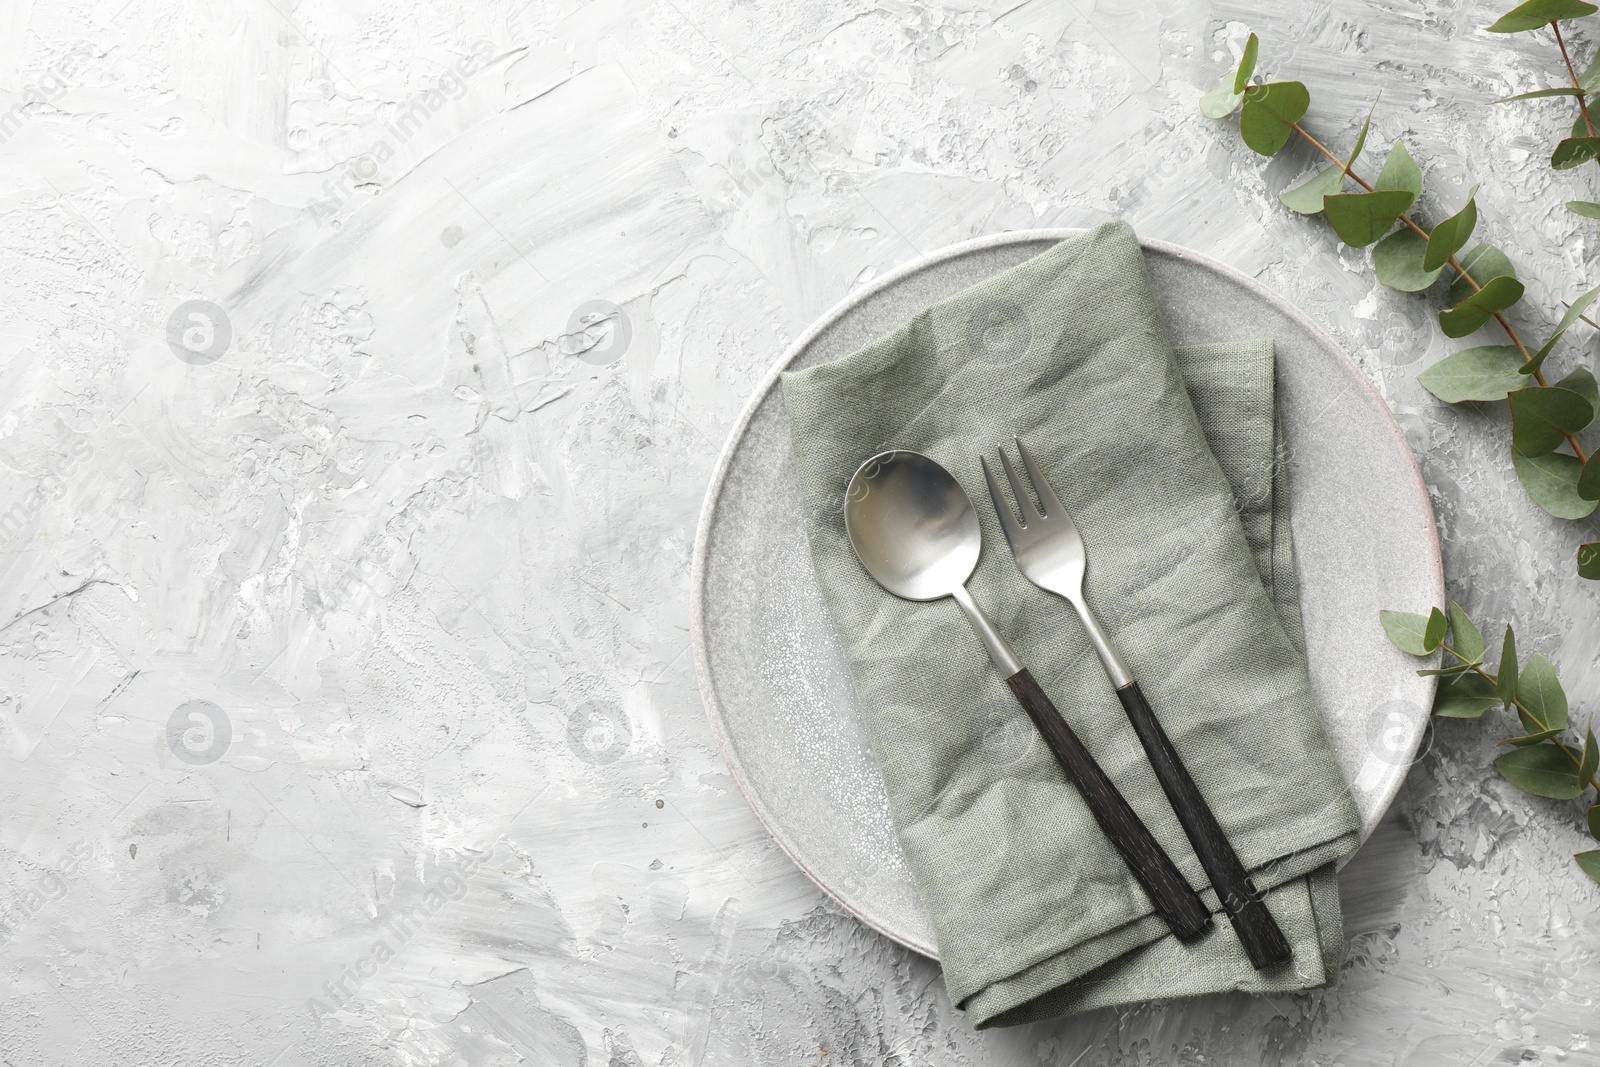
[690,230,1445,958]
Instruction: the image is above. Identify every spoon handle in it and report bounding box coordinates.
[1005,668,1213,943]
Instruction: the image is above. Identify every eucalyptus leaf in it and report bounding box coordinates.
[1425,190,1478,272]
[1324,190,1416,247]
[1423,606,1448,652]
[1373,228,1445,290]
[1588,803,1600,840]
[1450,244,1517,305]
[1498,625,1518,707]
[1579,453,1600,500]
[1380,609,1435,655]
[1494,743,1586,800]
[1234,32,1259,94]
[1487,0,1599,33]
[1508,385,1595,456]
[1417,662,1480,676]
[1557,366,1600,410]
[1493,86,1587,101]
[1448,600,1485,663]
[1433,672,1502,719]
[1501,728,1563,746]
[1581,541,1600,578]
[1517,653,1568,732]
[1513,448,1600,518]
[1583,48,1600,91]
[1239,81,1310,156]
[1439,276,1526,337]
[1524,283,1600,374]
[1375,140,1423,197]
[1552,136,1600,170]
[1568,200,1600,218]
[1580,725,1598,783]
[1418,346,1527,402]
[1280,166,1345,214]
[1348,99,1377,169]
[1578,850,1600,884]
[1201,76,1245,118]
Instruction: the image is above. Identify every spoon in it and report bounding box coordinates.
[843,449,1212,943]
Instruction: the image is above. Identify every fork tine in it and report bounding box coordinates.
[996,445,1043,527]
[979,456,1025,544]
[1014,436,1066,519]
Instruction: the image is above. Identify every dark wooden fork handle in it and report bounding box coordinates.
[1005,669,1212,942]
[1115,681,1291,969]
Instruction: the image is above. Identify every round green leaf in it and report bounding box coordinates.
[1418,346,1526,402]
[1488,0,1599,33]
[1373,228,1445,290]
[1580,725,1598,783]
[1279,166,1345,214]
[1439,275,1525,337]
[1509,385,1596,456]
[1516,653,1569,732]
[1433,673,1501,719]
[1579,454,1600,500]
[1380,609,1435,656]
[1578,850,1600,885]
[1512,448,1600,518]
[1498,625,1519,706]
[1556,367,1600,411]
[1239,81,1310,156]
[1451,244,1517,306]
[1374,140,1423,198]
[1448,600,1485,663]
[1552,136,1600,170]
[1588,803,1600,840]
[1494,743,1586,800]
[1234,33,1259,94]
[1201,76,1245,118]
[1524,284,1600,376]
[1425,192,1478,272]
[1581,542,1600,578]
[1324,190,1416,247]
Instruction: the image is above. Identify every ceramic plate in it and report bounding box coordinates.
[690,230,1444,957]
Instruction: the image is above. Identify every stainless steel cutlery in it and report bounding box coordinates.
[842,449,1212,943]
[980,435,1291,969]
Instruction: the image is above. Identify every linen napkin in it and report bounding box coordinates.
[780,221,1361,1028]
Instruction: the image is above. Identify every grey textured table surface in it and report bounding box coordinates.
[0,2,1595,1065]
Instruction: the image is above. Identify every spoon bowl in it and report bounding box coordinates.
[843,450,981,602]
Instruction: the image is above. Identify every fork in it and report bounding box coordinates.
[980,436,1292,970]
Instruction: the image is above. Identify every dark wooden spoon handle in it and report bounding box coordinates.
[1115,681,1291,969]
[1005,668,1212,942]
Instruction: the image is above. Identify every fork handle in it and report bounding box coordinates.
[1004,669,1212,942]
[1115,681,1292,969]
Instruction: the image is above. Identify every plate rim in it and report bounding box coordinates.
[688,227,1445,958]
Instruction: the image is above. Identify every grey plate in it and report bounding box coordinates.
[690,230,1444,958]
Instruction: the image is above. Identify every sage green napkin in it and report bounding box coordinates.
[780,221,1361,1028]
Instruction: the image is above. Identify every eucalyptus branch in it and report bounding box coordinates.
[1382,604,1600,885]
[1201,32,1600,581]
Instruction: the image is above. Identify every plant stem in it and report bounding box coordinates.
[1289,119,1591,465]
[1440,640,1600,796]
[1553,23,1597,137]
